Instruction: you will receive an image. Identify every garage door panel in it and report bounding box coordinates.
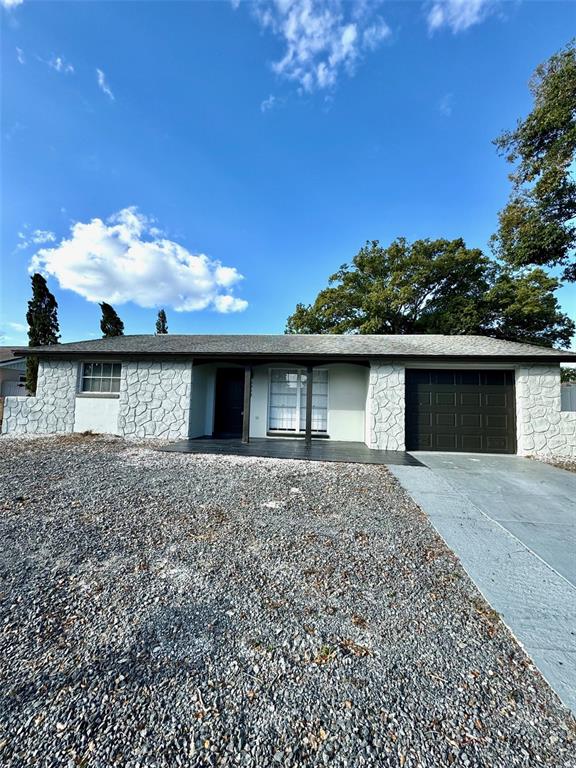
[460,371,481,386]
[461,434,483,452]
[435,392,457,406]
[406,392,431,407]
[485,392,507,407]
[484,370,514,385]
[486,436,509,451]
[485,414,508,429]
[460,413,481,428]
[435,371,457,385]
[417,433,433,449]
[409,370,431,384]
[436,433,458,450]
[406,369,516,454]
[460,392,481,407]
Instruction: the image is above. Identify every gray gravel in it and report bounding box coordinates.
[532,455,576,474]
[0,435,574,768]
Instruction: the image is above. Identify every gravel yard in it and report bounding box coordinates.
[533,455,576,474]
[0,436,574,768]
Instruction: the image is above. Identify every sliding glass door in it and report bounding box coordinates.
[268,369,328,433]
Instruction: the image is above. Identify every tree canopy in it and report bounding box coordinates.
[99,302,125,338]
[155,308,168,334]
[25,273,60,394]
[492,39,576,281]
[285,238,574,348]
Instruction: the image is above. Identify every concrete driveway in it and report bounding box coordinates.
[390,453,576,713]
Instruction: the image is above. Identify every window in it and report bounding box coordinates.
[81,362,122,393]
[268,369,328,433]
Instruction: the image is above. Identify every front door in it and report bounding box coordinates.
[213,368,245,437]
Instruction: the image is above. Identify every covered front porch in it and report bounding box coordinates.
[189,359,370,446]
[160,436,422,465]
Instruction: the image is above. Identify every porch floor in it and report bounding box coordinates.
[159,437,423,466]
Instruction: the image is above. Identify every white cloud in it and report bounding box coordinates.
[362,19,391,50]
[96,68,114,100]
[260,94,277,112]
[49,55,74,74]
[1,0,24,8]
[16,47,25,64]
[17,229,56,250]
[252,1,391,92]
[427,0,493,34]
[213,295,249,313]
[29,207,249,314]
[0,321,27,343]
[7,322,27,333]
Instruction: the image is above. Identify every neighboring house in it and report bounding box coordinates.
[0,347,28,429]
[0,347,28,397]
[561,381,576,411]
[2,334,576,457]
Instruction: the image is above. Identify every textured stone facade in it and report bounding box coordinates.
[366,363,405,450]
[2,360,77,434]
[117,361,192,439]
[516,365,576,457]
[4,357,575,457]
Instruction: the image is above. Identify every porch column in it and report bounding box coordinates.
[366,362,405,450]
[305,365,313,446]
[242,365,252,444]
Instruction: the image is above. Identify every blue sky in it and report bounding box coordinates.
[1,0,575,344]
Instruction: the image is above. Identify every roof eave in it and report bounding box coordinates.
[12,348,576,363]
[0,356,26,367]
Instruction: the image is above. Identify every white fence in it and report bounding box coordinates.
[561,382,576,411]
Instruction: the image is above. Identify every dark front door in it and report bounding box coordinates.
[405,369,516,454]
[214,368,245,437]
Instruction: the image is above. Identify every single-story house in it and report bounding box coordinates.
[3,334,576,457]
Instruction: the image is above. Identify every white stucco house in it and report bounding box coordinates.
[2,334,576,457]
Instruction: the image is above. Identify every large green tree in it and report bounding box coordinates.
[25,273,60,394]
[285,238,574,347]
[99,302,125,338]
[492,40,576,281]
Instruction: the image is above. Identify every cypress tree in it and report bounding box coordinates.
[25,273,60,394]
[99,302,125,338]
[155,308,168,334]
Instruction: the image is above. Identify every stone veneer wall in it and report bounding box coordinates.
[117,361,192,439]
[2,359,77,434]
[516,365,576,457]
[366,362,405,450]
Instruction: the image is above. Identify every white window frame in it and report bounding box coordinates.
[79,361,122,395]
[267,367,329,435]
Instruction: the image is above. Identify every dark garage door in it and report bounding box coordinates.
[405,369,516,453]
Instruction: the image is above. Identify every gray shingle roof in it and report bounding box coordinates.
[12,334,576,361]
[0,346,24,363]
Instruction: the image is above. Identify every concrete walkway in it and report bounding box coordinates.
[389,453,576,713]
